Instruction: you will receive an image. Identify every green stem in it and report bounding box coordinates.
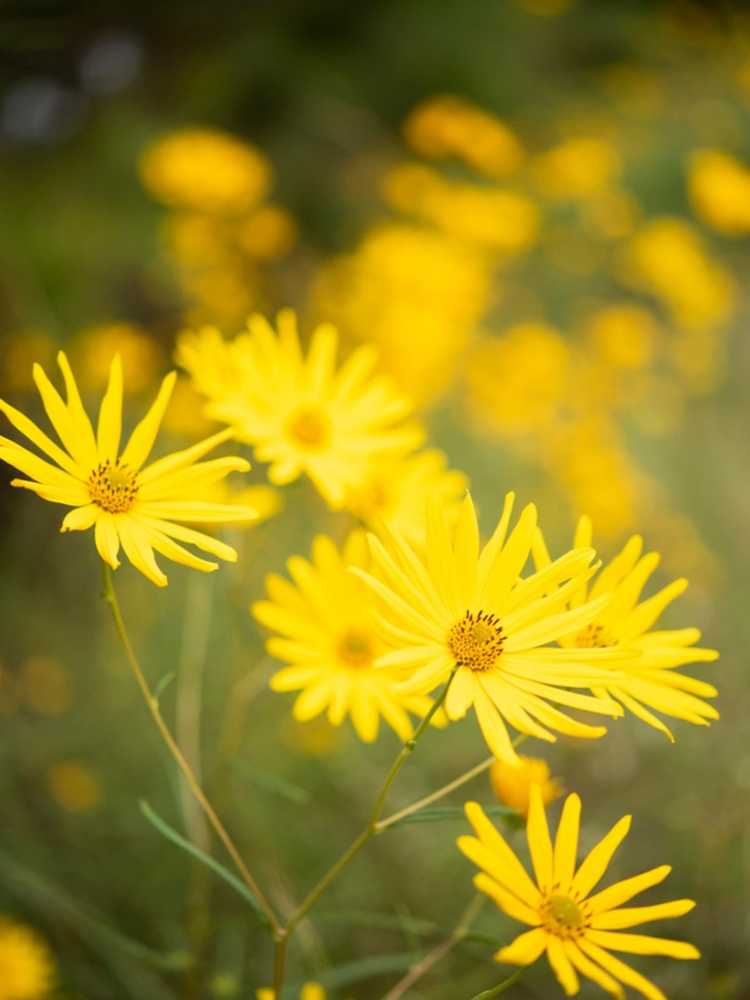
[271,668,458,996]
[469,968,523,1000]
[101,564,280,936]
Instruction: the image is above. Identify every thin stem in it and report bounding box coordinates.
[101,565,280,935]
[377,756,495,832]
[271,668,458,995]
[469,969,523,1000]
[381,894,485,1000]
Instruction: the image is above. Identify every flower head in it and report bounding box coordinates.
[533,517,719,741]
[253,531,437,743]
[490,755,563,816]
[354,492,627,764]
[177,310,421,509]
[459,790,699,999]
[0,917,54,1000]
[0,352,258,586]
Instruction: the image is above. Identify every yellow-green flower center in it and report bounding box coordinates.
[287,406,330,450]
[88,460,139,514]
[337,629,375,669]
[575,622,615,648]
[447,610,504,671]
[542,892,591,939]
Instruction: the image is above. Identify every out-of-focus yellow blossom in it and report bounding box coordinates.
[194,480,281,530]
[162,212,227,269]
[384,163,539,254]
[140,128,271,215]
[583,189,640,240]
[584,305,658,372]
[282,715,341,757]
[688,149,750,235]
[46,760,102,813]
[236,204,297,259]
[72,323,162,394]
[0,917,55,1000]
[532,137,621,199]
[18,657,72,716]
[254,532,438,743]
[160,377,218,439]
[345,448,468,547]
[670,328,725,396]
[534,517,719,741]
[1,332,56,393]
[464,325,571,438]
[490,755,563,816]
[404,95,524,177]
[178,310,421,509]
[620,217,736,331]
[311,224,491,407]
[257,983,325,1000]
[600,64,665,119]
[181,264,259,330]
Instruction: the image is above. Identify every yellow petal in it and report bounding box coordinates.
[586,930,699,959]
[527,783,554,890]
[553,793,581,890]
[546,936,579,996]
[120,371,177,472]
[564,941,624,999]
[578,940,667,1000]
[592,899,695,930]
[495,927,547,965]
[116,517,167,586]
[95,513,121,569]
[96,354,123,462]
[472,872,541,926]
[572,815,631,898]
[61,504,98,532]
[587,866,672,915]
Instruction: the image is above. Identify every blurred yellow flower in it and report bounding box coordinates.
[257,983,325,1000]
[534,517,719,741]
[355,493,625,764]
[345,447,467,548]
[312,223,491,407]
[159,377,218,439]
[464,324,571,438]
[140,128,271,214]
[178,310,421,509]
[459,790,699,998]
[1,332,56,393]
[404,95,524,177]
[254,532,437,743]
[688,149,750,235]
[532,138,621,199]
[583,305,658,371]
[0,353,258,586]
[490,755,562,816]
[236,204,298,259]
[47,760,102,814]
[0,918,54,1000]
[18,657,72,716]
[72,322,162,394]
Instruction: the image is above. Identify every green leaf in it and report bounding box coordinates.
[139,800,268,924]
[384,805,520,829]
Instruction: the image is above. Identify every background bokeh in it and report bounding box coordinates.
[0,1,748,997]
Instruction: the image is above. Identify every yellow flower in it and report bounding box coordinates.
[490,755,562,816]
[532,138,621,200]
[253,532,436,743]
[47,760,102,813]
[533,517,719,741]
[257,983,325,1000]
[688,149,750,235]
[0,917,54,1000]
[459,790,699,999]
[0,352,258,587]
[0,332,56,393]
[235,204,298,259]
[354,493,626,764]
[344,448,468,547]
[140,128,271,214]
[403,95,524,177]
[177,310,421,509]
[583,306,658,372]
[71,323,162,394]
[18,657,72,716]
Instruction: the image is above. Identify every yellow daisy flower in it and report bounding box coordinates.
[257,983,325,1000]
[0,352,258,587]
[533,517,719,740]
[176,310,422,509]
[0,917,54,1000]
[490,754,563,816]
[353,492,627,764]
[459,789,699,999]
[253,531,436,743]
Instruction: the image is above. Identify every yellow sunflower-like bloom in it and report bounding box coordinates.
[533,517,719,741]
[490,754,562,816]
[257,983,325,1000]
[253,532,436,743]
[177,310,422,510]
[459,789,699,999]
[0,353,258,587]
[353,492,628,764]
[0,917,54,1000]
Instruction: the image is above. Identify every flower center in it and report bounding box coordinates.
[542,893,591,939]
[575,623,614,648]
[88,460,138,514]
[287,406,330,450]
[447,610,504,672]
[337,629,375,669]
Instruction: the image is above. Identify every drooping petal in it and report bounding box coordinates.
[495,927,547,965]
[577,940,667,1000]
